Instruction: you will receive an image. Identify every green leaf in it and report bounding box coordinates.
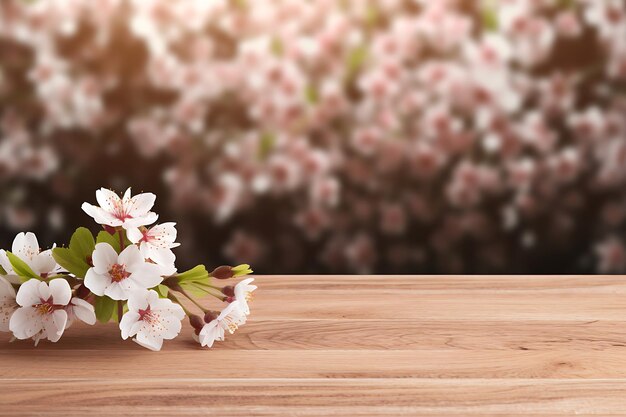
[52,227,96,278]
[365,4,380,28]
[52,247,90,278]
[0,264,6,275]
[6,252,39,281]
[270,36,283,56]
[111,300,127,322]
[177,265,209,283]
[69,227,95,260]
[94,296,116,323]
[96,230,120,253]
[481,1,498,31]
[258,132,276,160]
[177,264,227,297]
[177,265,211,296]
[346,45,368,80]
[179,281,213,298]
[156,284,169,298]
[304,85,319,105]
[232,264,253,277]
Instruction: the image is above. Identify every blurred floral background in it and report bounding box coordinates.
[0,0,625,274]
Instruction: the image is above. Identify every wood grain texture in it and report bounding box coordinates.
[2,275,626,416]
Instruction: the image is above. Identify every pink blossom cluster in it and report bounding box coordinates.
[0,0,625,273]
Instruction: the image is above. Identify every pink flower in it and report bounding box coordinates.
[127,223,180,275]
[119,289,185,351]
[196,302,247,348]
[82,187,158,230]
[84,243,163,301]
[555,11,582,38]
[9,279,71,345]
[596,237,626,273]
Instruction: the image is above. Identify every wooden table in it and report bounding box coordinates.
[2,275,626,415]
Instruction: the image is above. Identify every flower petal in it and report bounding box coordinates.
[92,243,118,274]
[123,212,158,229]
[118,245,144,270]
[36,281,51,303]
[96,188,122,212]
[30,250,58,276]
[134,331,163,351]
[47,310,68,342]
[149,223,178,246]
[70,298,96,325]
[198,322,221,348]
[152,298,184,318]
[161,315,183,340]
[84,269,109,297]
[126,227,143,244]
[129,264,163,289]
[126,289,150,312]
[104,282,128,301]
[126,192,156,217]
[9,306,43,339]
[149,247,176,268]
[81,203,122,227]
[15,279,42,307]
[0,276,16,298]
[0,279,17,332]
[0,250,13,274]
[12,232,39,262]
[49,279,71,306]
[119,311,140,339]
[122,187,132,202]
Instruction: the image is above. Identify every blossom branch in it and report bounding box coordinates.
[0,187,255,351]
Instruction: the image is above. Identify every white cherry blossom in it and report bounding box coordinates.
[0,276,18,332]
[84,243,163,301]
[65,297,97,329]
[196,302,247,348]
[119,289,185,351]
[0,232,62,282]
[127,222,179,276]
[9,278,71,344]
[233,278,256,315]
[584,0,625,39]
[81,187,158,230]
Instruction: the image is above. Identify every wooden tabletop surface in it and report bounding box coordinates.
[2,275,626,416]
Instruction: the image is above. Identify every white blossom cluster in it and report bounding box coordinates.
[0,187,256,350]
[0,0,625,273]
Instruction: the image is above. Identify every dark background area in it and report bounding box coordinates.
[1,0,625,274]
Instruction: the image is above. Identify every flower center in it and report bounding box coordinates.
[113,202,132,222]
[222,316,240,333]
[24,248,39,259]
[606,8,623,24]
[140,230,151,243]
[34,297,56,316]
[138,306,159,324]
[109,263,130,282]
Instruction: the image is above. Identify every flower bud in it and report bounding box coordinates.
[221,285,235,297]
[189,315,204,334]
[75,283,90,299]
[211,265,234,280]
[204,311,218,323]
[103,225,117,235]
[162,276,183,292]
